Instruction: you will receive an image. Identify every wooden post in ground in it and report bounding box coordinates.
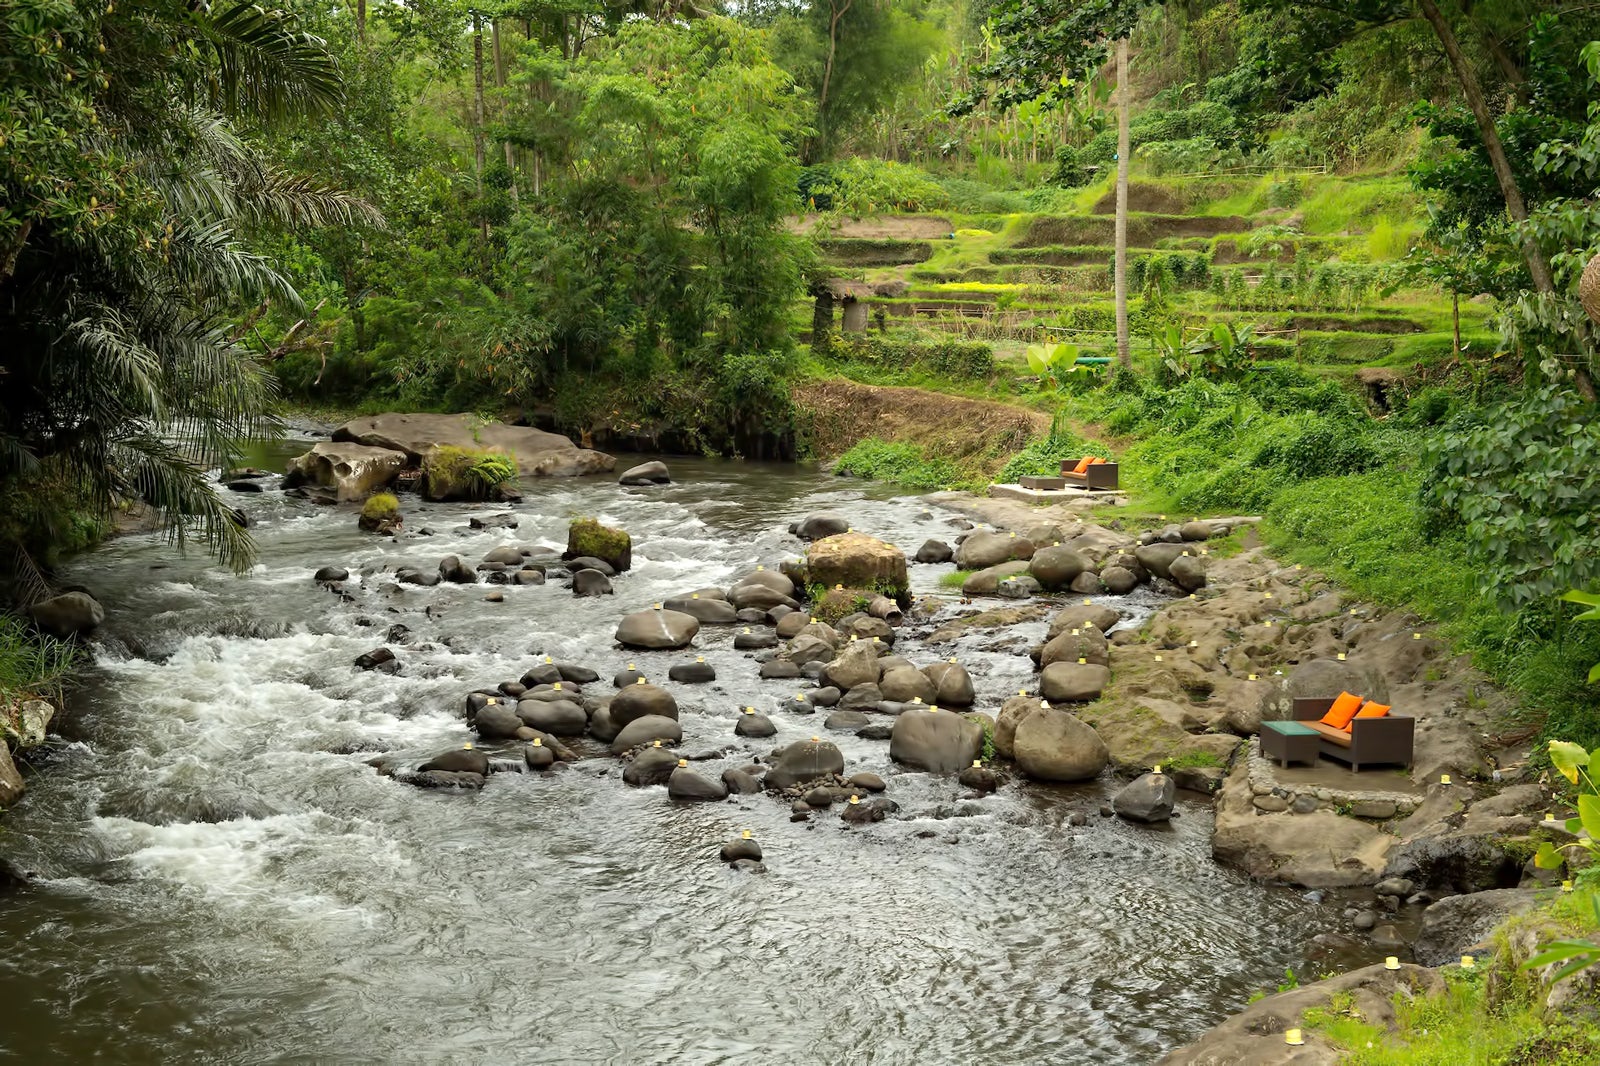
[1114,36,1131,369]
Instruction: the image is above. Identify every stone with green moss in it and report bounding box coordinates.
[567,517,632,573]
[358,492,401,534]
[421,445,518,502]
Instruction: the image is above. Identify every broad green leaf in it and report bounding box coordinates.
[1025,345,1047,375]
[1589,662,1600,684]
[1533,840,1565,870]
[1562,590,1600,607]
[1551,740,1590,784]
[1580,792,1600,841]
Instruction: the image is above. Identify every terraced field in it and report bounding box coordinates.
[798,174,1488,386]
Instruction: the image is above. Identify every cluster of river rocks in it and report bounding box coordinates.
[340,481,1572,983]
[364,507,1201,863]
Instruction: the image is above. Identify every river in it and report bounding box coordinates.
[0,452,1339,1063]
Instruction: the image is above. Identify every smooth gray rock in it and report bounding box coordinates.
[1113,772,1177,823]
[26,591,105,638]
[1013,708,1108,782]
[620,460,671,486]
[889,708,982,773]
[615,609,700,650]
[623,746,680,787]
[763,738,845,790]
[609,683,679,727]
[610,714,684,754]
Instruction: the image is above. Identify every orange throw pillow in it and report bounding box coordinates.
[1320,691,1364,730]
[1089,456,1107,465]
[1356,701,1391,719]
[1071,457,1092,474]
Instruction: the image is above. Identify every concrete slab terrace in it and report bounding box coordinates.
[987,482,1126,507]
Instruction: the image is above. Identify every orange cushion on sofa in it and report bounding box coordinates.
[1356,701,1391,719]
[1071,457,1092,474]
[1320,691,1364,730]
[1089,456,1107,465]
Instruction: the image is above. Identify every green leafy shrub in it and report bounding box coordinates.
[1420,386,1600,608]
[833,439,973,490]
[997,421,1099,483]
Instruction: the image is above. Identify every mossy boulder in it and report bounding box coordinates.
[420,445,518,502]
[358,492,402,534]
[567,517,632,573]
[804,533,909,600]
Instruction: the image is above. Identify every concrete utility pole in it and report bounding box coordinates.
[1114,36,1131,369]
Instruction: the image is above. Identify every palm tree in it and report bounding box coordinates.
[0,0,382,586]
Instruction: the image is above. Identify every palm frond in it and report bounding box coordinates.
[62,308,167,421]
[156,221,301,309]
[108,430,257,572]
[199,4,344,123]
[238,167,386,230]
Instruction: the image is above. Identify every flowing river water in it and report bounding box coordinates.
[0,451,1343,1063]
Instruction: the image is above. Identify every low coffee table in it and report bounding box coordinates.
[1260,720,1320,768]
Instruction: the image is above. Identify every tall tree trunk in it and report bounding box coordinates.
[1415,0,1552,295]
[357,0,366,44]
[817,0,855,151]
[1114,36,1131,369]
[1453,291,1462,355]
[472,11,487,242]
[493,18,517,207]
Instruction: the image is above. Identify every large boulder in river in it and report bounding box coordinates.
[1113,772,1176,823]
[609,683,679,727]
[792,513,850,540]
[663,596,738,624]
[921,661,975,706]
[995,696,1045,759]
[1013,708,1109,782]
[914,539,954,564]
[764,738,845,790]
[26,591,105,638]
[1047,604,1122,638]
[1412,889,1539,967]
[962,561,1031,596]
[728,582,800,612]
[566,518,631,573]
[823,641,881,691]
[1040,662,1110,702]
[1039,627,1109,668]
[880,665,937,704]
[805,533,909,599]
[332,412,614,478]
[615,608,699,649]
[610,714,683,754]
[1029,546,1090,590]
[1133,542,1190,581]
[619,461,671,486]
[955,530,1031,569]
[668,765,728,801]
[283,441,406,502]
[889,707,983,773]
[1169,555,1207,591]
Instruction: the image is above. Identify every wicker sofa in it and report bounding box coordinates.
[1058,459,1120,491]
[1289,696,1414,771]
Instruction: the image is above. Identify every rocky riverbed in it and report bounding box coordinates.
[0,449,1570,1062]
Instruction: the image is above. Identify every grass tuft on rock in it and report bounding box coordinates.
[360,492,400,520]
[422,446,517,501]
